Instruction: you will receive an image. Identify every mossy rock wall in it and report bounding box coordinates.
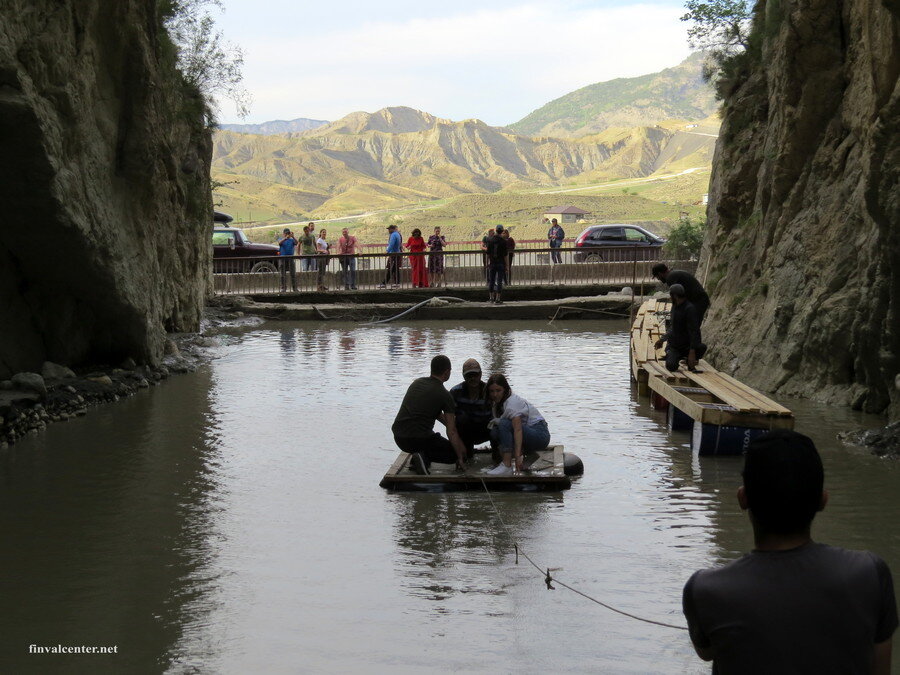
[0,0,212,377]
[700,0,899,419]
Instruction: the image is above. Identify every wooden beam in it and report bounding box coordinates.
[648,375,794,429]
[648,375,709,421]
[709,366,793,415]
[685,370,763,412]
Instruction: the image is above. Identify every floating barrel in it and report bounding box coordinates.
[692,423,768,456]
[563,452,584,476]
[650,392,669,411]
[667,404,694,431]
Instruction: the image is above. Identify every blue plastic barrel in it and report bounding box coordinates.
[667,404,693,431]
[692,423,768,455]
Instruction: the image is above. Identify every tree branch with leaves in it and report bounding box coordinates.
[163,0,251,124]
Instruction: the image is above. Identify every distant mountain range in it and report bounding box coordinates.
[219,117,329,135]
[212,54,718,222]
[509,52,716,138]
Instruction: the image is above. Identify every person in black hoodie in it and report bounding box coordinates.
[654,283,706,371]
[652,263,711,323]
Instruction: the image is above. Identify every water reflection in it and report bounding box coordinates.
[482,330,510,375]
[392,493,563,605]
[0,367,221,672]
[0,320,895,673]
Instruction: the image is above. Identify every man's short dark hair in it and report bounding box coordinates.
[430,355,451,375]
[743,430,824,534]
[651,263,668,277]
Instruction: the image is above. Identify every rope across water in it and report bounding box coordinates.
[478,477,688,632]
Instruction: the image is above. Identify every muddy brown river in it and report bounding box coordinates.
[1,320,897,673]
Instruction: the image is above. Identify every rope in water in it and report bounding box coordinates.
[359,296,467,325]
[548,305,631,323]
[478,477,688,631]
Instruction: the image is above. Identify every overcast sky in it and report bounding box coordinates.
[215,0,692,126]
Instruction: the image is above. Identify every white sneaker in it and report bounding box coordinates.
[485,463,514,476]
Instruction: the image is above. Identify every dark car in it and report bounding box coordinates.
[573,224,665,262]
[212,212,280,273]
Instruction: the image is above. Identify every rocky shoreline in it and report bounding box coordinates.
[0,308,263,450]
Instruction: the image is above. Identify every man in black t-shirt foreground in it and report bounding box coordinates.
[392,355,468,475]
[683,430,897,674]
[652,263,710,323]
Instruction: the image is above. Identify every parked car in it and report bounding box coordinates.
[212,212,280,273]
[572,224,666,262]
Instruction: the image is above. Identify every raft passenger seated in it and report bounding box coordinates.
[449,358,495,457]
[484,373,550,476]
[392,355,468,475]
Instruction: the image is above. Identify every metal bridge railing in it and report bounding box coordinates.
[211,247,697,295]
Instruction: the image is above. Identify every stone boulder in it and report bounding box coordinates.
[11,372,47,396]
[41,361,76,380]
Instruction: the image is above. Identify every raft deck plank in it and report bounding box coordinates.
[708,366,793,416]
[379,444,572,492]
[684,369,764,413]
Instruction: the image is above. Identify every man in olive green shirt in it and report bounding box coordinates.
[299,224,317,271]
[392,355,468,474]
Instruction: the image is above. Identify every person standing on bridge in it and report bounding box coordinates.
[277,227,298,292]
[315,228,330,292]
[548,218,565,264]
[654,283,706,371]
[405,228,429,288]
[427,227,447,288]
[501,229,515,284]
[652,263,711,323]
[299,224,317,272]
[378,224,402,288]
[683,430,897,674]
[485,224,509,304]
[337,227,359,290]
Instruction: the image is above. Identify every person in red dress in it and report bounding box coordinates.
[405,228,429,288]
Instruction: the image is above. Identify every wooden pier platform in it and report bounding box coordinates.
[630,299,794,454]
[379,445,571,492]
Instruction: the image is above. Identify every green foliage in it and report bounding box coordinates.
[682,0,751,52]
[681,0,757,99]
[664,215,705,259]
[163,0,250,125]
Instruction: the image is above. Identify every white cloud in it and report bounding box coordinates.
[226,3,692,125]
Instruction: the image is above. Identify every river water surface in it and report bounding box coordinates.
[1,320,898,673]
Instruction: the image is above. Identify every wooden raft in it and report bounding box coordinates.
[379,444,571,492]
[630,300,794,431]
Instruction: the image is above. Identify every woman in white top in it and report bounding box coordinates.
[485,373,550,476]
[315,228,330,291]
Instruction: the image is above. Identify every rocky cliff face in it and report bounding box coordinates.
[0,0,212,378]
[700,0,899,419]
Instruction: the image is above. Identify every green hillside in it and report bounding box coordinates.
[213,111,716,225]
[509,52,716,138]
